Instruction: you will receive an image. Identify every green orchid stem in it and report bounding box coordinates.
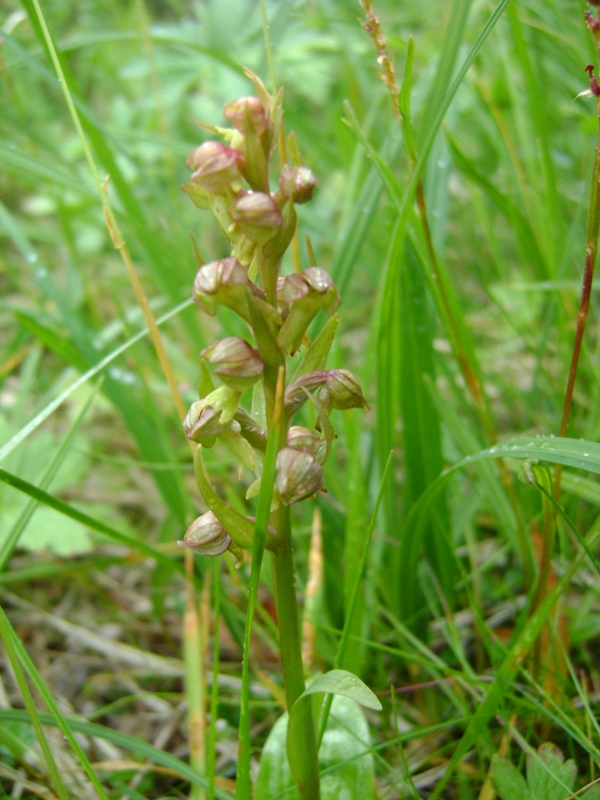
[271,503,320,799]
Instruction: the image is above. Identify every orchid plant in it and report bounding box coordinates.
[177,70,373,799]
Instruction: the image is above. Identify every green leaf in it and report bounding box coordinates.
[256,695,376,800]
[286,671,379,792]
[491,744,577,800]
[291,313,339,382]
[491,754,532,800]
[527,743,577,800]
[294,670,382,710]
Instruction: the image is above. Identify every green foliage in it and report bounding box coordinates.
[492,743,600,800]
[255,695,376,800]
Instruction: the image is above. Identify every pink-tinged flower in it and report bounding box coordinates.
[279,167,317,204]
[187,141,243,192]
[276,267,341,354]
[193,257,265,321]
[287,426,326,463]
[285,369,369,417]
[275,447,323,505]
[183,400,236,444]
[178,511,231,556]
[201,337,264,392]
[224,96,269,137]
[229,192,283,243]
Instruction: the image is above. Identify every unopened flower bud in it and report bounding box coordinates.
[279,167,317,204]
[201,337,264,392]
[277,268,341,354]
[285,369,368,417]
[287,426,326,463]
[178,511,231,555]
[229,192,283,243]
[224,96,269,136]
[275,447,323,505]
[323,369,369,411]
[193,257,265,322]
[187,141,243,192]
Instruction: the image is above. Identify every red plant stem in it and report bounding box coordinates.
[554,109,600,501]
[537,92,600,621]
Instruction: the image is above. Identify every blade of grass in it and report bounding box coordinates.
[0,606,69,800]
[206,558,222,800]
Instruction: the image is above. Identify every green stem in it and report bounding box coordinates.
[271,503,320,799]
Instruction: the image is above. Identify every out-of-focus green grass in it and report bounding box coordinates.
[2,0,600,796]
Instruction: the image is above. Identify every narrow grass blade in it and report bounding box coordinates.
[207,558,222,800]
[417,0,472,142]
[0,606,69,800]
[340,410,369,673]
[15,309,191,522]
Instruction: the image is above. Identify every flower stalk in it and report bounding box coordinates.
[180,70,367,799]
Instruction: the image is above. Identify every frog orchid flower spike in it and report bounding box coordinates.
[277,267,340,355]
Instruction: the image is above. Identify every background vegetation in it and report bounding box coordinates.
[1,0,600,797]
